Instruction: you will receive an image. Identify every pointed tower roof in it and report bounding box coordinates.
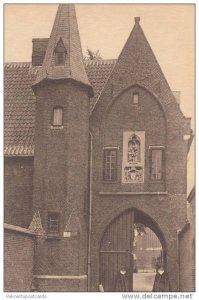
[33,4,93,96]
[91,17,188,127]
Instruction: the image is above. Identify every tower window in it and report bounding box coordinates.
[53,107,63,127]
[103,148,117,182]
[48,212,60,234]
[54,38,67,66]
[150,148,164,180]
[133,93,139,104]
[55,52,65,65]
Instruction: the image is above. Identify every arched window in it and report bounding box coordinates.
[53,107,63,127]
[128,134,140,163]
[55,39,67,66]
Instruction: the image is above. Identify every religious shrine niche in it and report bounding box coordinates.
[122,131,145,183]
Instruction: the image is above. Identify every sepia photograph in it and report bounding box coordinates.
[4,3,195,294]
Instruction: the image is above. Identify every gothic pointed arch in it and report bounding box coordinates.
[54,38,67,66]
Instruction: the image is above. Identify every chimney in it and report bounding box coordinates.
[32,38,49,66]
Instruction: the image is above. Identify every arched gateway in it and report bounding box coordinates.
[99,208,166,292]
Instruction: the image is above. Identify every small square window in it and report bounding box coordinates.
[48,212,60,234]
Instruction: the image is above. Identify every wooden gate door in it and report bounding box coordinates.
[99,210,134,292]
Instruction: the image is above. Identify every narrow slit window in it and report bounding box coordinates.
[48,212,60,234]
[151,149,163,180]
[103,149,117,182]
[133,93,139,104]
[53,107,63,126]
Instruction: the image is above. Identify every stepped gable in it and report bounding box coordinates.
[33,4,93,97]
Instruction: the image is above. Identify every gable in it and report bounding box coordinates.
[90,18,191,136]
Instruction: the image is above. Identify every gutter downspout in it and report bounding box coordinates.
[177,229,181,291]
[177,221,190,292]
[87,132,92,291]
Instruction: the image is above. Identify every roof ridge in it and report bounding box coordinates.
[4,62,32,68]
[4,59,118,68]
[84,59,117,66]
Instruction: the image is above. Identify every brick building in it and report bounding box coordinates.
[178,187,195,292]
[4,4,193,292]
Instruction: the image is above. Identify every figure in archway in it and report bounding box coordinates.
[115,267,130,292]
[152,265,171,292]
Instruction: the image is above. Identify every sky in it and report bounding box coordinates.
[4,4,195,193]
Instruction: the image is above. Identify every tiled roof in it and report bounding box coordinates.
[4,59,116,156]
[85,59,116,111]
[4,63,36,156]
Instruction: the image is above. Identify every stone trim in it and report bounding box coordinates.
[4,223,36,236]
[99,191,168,196]
[4,154,34,157]
[33,275,87,280]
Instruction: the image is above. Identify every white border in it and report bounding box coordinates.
[1,1,197,300]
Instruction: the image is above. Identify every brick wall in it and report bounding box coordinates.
[179,190,195,292]
[4,225,35,292]
[33,276,87,292]
[4,157,33,228]
[179,226,193,291]
[92,86,166,194]
[90,84,189,291]
[32,81,89,286]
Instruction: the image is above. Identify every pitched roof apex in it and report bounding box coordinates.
[134,17,140,25]
[33,4,93,96]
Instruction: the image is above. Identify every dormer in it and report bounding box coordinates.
[54,38,67,66]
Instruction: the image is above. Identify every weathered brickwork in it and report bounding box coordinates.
[89,18,191,292]
[32,82,90,283]
[33,276,87,292]
[179,189,195,291]
[4,228,35,292]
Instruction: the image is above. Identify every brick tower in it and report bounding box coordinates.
[89,17,192,291]
[31,4,93,291]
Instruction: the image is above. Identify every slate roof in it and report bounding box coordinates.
[34,4,93,97]
[4,59,116,156]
